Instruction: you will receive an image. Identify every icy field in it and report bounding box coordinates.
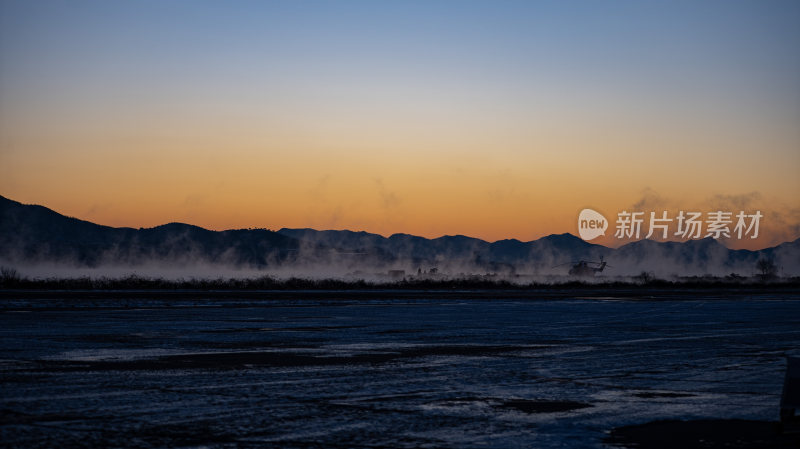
[1,292,799,448]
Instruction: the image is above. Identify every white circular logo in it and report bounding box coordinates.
[578,209,608,241]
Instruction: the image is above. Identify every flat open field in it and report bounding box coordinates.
[2,290,799,448]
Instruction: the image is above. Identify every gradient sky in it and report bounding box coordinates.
[1,0,799,249]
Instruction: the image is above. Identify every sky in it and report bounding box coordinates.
[1,0,799,249]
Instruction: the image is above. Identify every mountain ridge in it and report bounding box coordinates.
[1,195,797,276]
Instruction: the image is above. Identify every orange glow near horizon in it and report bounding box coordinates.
[1,95,798,251]
[2,140,796,251]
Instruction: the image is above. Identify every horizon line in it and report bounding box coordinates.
[2,194,796,253]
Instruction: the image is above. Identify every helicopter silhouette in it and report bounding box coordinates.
[553,256,610,277]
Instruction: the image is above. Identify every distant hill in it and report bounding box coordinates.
[0,195,301,267]
[1,195,798,276]
[278,227,798,276]
[277,228,607,273]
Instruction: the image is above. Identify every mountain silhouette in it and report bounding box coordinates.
[1,195,797,276]
[0,195,301,267]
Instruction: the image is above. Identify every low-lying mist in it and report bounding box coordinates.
[1,253,797,289]
[2,195,798,284]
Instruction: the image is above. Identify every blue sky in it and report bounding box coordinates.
[1,1,798,247]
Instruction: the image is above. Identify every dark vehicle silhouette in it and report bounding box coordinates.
[554,257,609,277]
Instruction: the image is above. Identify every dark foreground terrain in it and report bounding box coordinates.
[1,290,799,448]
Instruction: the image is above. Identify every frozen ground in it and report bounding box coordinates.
[1,292,799,448]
